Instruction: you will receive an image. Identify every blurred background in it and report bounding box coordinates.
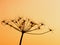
[0,0,60,45]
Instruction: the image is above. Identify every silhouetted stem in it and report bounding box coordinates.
[19,32,24,45]
[26,30,51,35]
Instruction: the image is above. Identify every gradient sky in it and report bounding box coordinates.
[0,0,60,45]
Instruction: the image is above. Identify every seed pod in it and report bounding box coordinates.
[2,20,5,23]
[49,29,52,31]
[18,17,22,21]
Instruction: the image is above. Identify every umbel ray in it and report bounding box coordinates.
[1,17,52,45]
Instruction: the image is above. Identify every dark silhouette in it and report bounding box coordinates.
[19,32,24,45]
[1,17,52,45]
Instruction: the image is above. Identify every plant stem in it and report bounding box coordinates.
[19,32,24,45]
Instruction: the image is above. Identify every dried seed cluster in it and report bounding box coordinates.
[2,17,52,34]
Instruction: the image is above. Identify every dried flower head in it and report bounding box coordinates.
[1,16,53,45]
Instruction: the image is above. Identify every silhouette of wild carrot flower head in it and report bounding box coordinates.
[1,16,53,45]
[1,17,52,34]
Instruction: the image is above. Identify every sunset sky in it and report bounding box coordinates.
[0,0,60,45]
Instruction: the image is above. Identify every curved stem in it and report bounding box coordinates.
[26,30,51,35]
[19,32,24,45]
[26,28,39,32]
[2,22,21,32]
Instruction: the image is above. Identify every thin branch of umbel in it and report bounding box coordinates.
[1,17,52,45]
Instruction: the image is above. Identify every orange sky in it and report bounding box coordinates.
[0,0,60,45]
